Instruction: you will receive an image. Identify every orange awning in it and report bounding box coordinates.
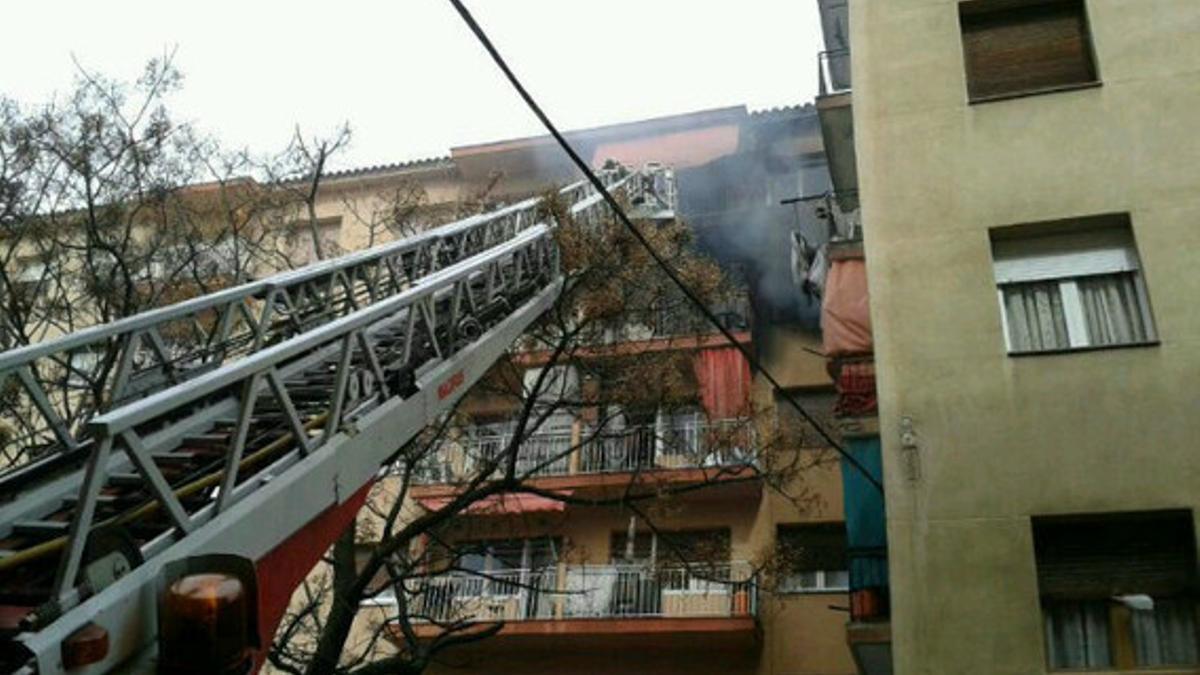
[417,492,571,516]
[822,257,873,358]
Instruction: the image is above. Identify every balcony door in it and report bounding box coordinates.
[458,537,560,620]
[606,528,733,616]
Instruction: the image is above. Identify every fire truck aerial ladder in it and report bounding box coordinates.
[0,164,676,675]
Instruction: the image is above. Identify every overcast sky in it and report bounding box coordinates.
[0,1,823,171]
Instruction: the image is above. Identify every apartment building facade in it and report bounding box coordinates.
[381,318,853,675]
[254,105,862,675]
[831,0,1200,672]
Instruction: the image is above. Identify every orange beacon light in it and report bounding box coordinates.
[158,555,259,675]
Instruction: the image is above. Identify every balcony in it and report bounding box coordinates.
[411,417,758,495]
[401,562,759,645]
[605,294,751,345]
[816,49,859,204]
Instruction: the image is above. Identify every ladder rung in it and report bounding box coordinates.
[13,520,70,536]
[109,473,145,487]
[151,452,196,465]
[62,494,118,506]
[180,434,229,449]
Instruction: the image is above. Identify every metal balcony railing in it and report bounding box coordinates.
[412,561,757,624]
[470,429,574,477]
[578,419,754,474]
[818,49,852,97]
[412,418,756,484]
[596,294,752,346]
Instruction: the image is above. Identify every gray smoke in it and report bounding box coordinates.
[674,111,834,333]
[504,106,836,333]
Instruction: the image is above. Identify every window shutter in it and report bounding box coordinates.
[665,529,731,563]
[779,524,848,572]
[992,227,1140,284]
[961,0,1096,100]
[1034,512,1198,598]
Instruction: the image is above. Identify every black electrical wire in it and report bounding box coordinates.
[446,0,883,494]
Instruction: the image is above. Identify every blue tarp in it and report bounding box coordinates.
[841,435,888,590]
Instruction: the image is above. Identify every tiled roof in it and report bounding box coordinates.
[318,103,811,180]
[321,155,454,181]
[748,103,817,120]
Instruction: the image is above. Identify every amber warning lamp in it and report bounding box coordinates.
[157,555,259,675]
[61,622,110,669]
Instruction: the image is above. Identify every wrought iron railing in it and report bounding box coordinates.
[594,294,751,345]
[578,419,754,474]
[411,561,757,624]
[468,429,574,477]
[415,418,756,484]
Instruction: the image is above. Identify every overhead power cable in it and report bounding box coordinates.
[446,0,883,494]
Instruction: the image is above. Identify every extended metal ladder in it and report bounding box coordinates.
[0,164,675,674]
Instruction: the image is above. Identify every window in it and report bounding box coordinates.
[9,257,48,302]
[419,537,559,620]
[959,0,1098,102]
[991,216,1157,354]
[777,524,849,593]
[14,258,46,284]
[1034,511,1200,671]
[66,349,103,388]
[611,528,731,566]
[455,537,560,596]
[283,216,343,264]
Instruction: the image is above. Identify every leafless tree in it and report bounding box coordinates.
[256,125,353,266]
[338,179,430,248]
[0,56,321,465]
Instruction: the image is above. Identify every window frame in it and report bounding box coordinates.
[990,221,1159,355]
[778,568,851,594]
[459,538,560,599]
[1033,511,1200,671]
[776,523,851,595]
[958,0,1102,105]
[995,274,1158,354]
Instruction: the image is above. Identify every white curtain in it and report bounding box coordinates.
[1078,272,1149,346]
[1003,282,1070,352]
[1133,598,1200,667]
[1044,601,1111,669]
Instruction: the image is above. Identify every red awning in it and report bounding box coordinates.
[417,492,571,516]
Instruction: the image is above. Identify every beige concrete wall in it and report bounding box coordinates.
[761,325,833,391]
[849,1,1200,673]
[764,593,858,675]
[301,165,465,264]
